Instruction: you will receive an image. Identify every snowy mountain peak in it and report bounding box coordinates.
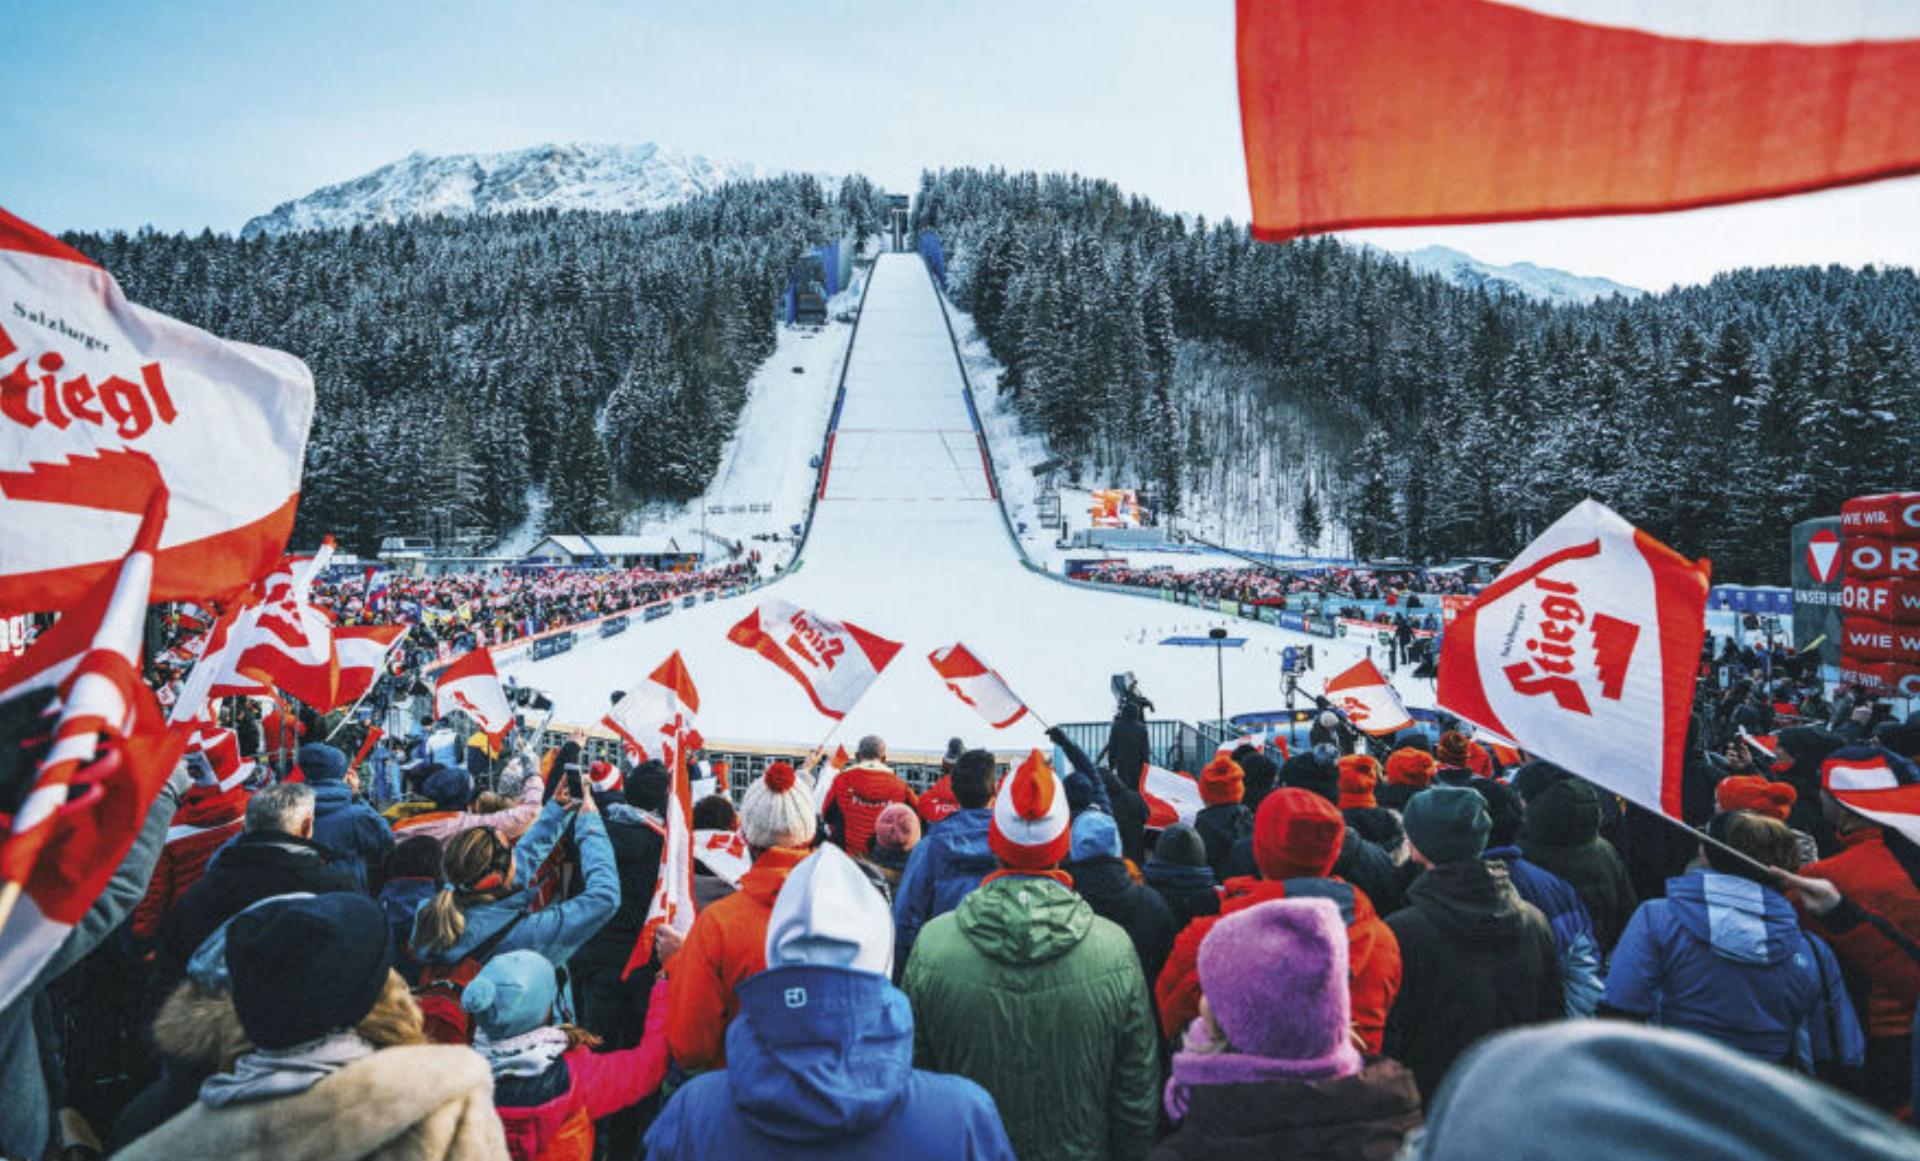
[241,142,762,239]
[1387,244,1643,305]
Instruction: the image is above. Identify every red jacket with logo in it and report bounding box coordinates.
[1804,827,1920,1038]
[824,763,917,856]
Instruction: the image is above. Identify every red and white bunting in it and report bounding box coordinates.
[928,642,1028,729]
[726,598,901,720]
[1437,499,1709,819]
[0,207,314,615]
[1237,0,1920,242]
[0,490,185,1010]
[692,828,752,888]
[1325,658,1415,737]
[434,648,513,739]
[1141,763,1205,830]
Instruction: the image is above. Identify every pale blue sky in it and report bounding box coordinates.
[5,0,1916,290]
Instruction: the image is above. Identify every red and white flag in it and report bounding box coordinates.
[1141,764,1205,830]
[0,207,314,615]
[603,651,702,769]
[1325,659,1414,738]
[691,828,752,888]
[1823,750,1920,848]
[726,598,901,720]
[0,490,186,1010]
[928,642,1029,728]
[1238,0,1920,242]
[334,624,407,708]
[166,544,341,718]
[618,652,701,978]
[434,648,513,739]
[1437,499,1710,819]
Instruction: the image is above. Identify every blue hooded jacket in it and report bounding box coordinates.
[892,808,996,966]
[308,780,394,891]
[1486,844,1603,1017]
[413,800,620,968]
[644,964,1013,1160]
[1603,870,1863,1069]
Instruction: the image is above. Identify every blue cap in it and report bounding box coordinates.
[1070,810,1123,862]
[461,949,558,1041]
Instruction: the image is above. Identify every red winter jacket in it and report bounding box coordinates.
[824,763,917,856]
[917,776,962,828]
[130,785,250,941]
[1155,875,1402,1053]
[1803,826,1920,1038]
[496,979,671,1161]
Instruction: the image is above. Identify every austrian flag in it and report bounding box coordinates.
[726,599,901,720]
[0,207,314,615]
[434,649,514,740]
[928,642,1028,729]
[1438,499,1709,819]
[1325,659,1413,737]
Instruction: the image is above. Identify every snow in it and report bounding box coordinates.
[243,142,776,239]
[645,305,858,567]
[1383,244,1644,306]
[519,254,1425,753]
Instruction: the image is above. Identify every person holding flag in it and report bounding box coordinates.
[663,762,818,1072]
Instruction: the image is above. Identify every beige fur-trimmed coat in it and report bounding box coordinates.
[117,1045,508,1161]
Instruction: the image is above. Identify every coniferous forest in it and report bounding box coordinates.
[63,175,890,555]
[917,168,1920,582]
[55,165,1918,583]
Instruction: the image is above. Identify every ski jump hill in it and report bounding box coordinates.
[528,254,1404,753]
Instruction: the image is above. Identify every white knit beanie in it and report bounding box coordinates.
[740,761,816,849]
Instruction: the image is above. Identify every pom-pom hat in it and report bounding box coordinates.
[740,760,816,849]
[990,749,1072,870]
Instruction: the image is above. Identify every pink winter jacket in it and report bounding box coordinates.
[393,775,547,845]
[495,979,670,1161]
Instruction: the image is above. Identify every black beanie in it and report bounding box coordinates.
[227,894,394,1049]
[628,760,671,814]
[1151,823,1209,868]
[1510,760,1572,806]
[1468,776,1525,848]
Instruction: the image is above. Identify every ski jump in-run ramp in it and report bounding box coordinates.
[528,253,1408,752]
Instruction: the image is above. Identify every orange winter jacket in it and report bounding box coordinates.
[1155,875,1401,1053]
[1803,827,1920,1039]
[663,845,809,1071]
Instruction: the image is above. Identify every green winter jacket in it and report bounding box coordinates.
[903,873,1161,1161]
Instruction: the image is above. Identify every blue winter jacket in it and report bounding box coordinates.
[1486,844,1603,1017]
[309,780,394,890]
[644,965,1014,1161]
[1603,870,1864,1070]
[413,801,619,968]
[892,808,996,966]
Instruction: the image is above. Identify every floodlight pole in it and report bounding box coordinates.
[1209,626,1228,733]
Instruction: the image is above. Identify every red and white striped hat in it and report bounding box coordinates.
[184,724,255,793]
[990,749,1071,871]
[588,759,622,794]
[1822,747,1900,795]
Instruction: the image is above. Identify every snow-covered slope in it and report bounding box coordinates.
[1387,244,1643,305]
[242,143,760,238]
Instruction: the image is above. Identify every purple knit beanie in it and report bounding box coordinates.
[1197,897,1363,1079]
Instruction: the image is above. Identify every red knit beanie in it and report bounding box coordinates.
[1465,741,1493,779]
[1200,755,1246,806]
[1385,748,1436,788]
[1337,755,1380,811]
[1252,789,1345,881]
[1715,775,1796,822]
[990,750,1071,871]
[1435,731,1471,768]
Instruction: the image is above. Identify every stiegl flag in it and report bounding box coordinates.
[0,207,314,615]
[0,491,185,1011]
[928,642,1029,729]
[1325,659,1414,738]
[726,598,901,720]
[1437,499,1709,819]
[433,648,514,740]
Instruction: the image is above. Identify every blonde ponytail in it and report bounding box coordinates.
[411,826,511,955]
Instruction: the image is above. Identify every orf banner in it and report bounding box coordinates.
[727,598,902,720]
[0,208,315,615]
[1437,499,1710,819]
[1792,517,1844,667]
[1237,0,1920,242]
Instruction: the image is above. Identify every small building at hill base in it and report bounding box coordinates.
[523,534,699,571]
